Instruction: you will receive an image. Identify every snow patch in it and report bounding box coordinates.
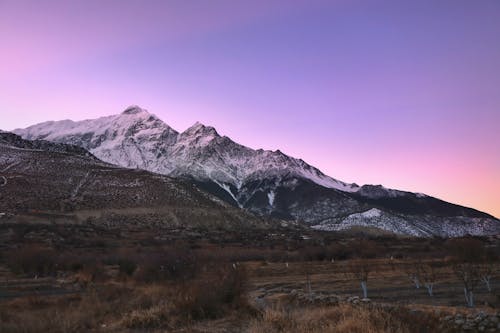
[267,190,275,207]
[215,180,241,208]
[359,208,382,218]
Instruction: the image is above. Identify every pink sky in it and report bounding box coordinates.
[0,0,498,217]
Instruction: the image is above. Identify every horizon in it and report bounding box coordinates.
[1,0,499,218]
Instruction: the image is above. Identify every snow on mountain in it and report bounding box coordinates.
[12,106,499,237]
[356,184,424,199]
[15,106,179,171]
[14,105,359,194]
[311,208,422,235]
[311,208,499,237]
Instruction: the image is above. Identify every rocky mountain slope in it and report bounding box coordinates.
[0,131,267,230]
[13,106,500,237]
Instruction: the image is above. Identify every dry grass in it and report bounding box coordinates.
[0,283,175,332]
[246,304,448,333]
[0,267,249,332]
[0,247,253,332]
[0,289,109,333]
[120,303,171,329]
[2,236,496,333]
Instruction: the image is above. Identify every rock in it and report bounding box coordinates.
[347,296,360,303]
[327,297,339,305]
[254,297,266,311]
[462,324,474,331]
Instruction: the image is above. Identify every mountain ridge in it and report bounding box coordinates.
[14,106,361,193]
[12,106,499,237]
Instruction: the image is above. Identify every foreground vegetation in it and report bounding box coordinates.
[0,286,454,333]
[0,223,498,332]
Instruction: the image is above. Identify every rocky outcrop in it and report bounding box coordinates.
[441,312,500,332]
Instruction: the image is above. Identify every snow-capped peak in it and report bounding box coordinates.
[182,122,219,138]
[121,105,148,115]
[13,106,363,193]
[189,121,204,130]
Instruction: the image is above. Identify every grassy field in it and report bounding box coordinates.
[0,223,499,332]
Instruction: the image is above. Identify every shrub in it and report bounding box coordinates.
[174,264,248,320]
[117,258,137,276]
[75,262,107,285]
[5,245,58,277]
[447,237,486,262]
[351,239,382,259]
[121,304,170,329]
[133,245,198,283]
[300,245,328,261]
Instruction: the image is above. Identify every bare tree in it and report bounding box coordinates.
[405,261,422,289]
[421,263,437,297]
[453,262,480,307]
[348,259,372,299]
[479,262,494,293]
[479,247,498,293]
[448,238,487,308]
[301,263,313,299]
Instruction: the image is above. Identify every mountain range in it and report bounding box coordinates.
[10,105,500,237]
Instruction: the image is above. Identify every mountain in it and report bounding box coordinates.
[13,106,499,237]
[13,106,357,192]
[0,131,267,231]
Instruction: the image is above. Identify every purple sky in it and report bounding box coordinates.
[1,0,499,217]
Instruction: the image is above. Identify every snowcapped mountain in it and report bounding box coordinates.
[14,105,359,194]
[13,106,500,237]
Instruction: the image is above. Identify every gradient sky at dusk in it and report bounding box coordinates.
[1,0,499,217]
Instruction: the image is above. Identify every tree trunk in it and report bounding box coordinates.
[361,281,368,299]
[425,283,433,296]
[306,275,312,298]
[464,288,474,307]
[482,276,491,292]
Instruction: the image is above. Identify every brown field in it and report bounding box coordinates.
[0,222,499,332]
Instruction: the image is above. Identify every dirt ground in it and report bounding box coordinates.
[247,259,499,308]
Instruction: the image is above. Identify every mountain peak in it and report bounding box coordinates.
[191,121,204,128]
[121,105,148,115]
[184,121,219,137]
